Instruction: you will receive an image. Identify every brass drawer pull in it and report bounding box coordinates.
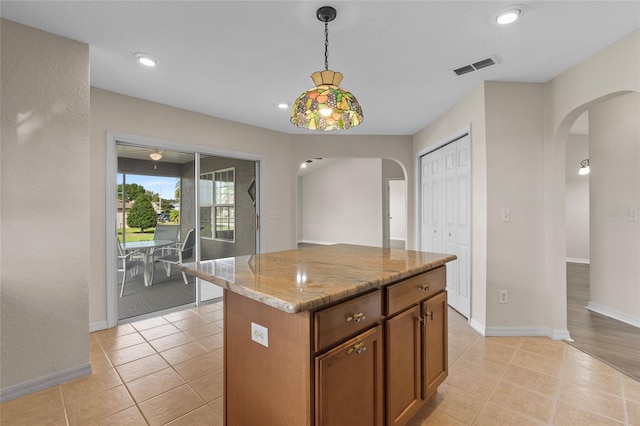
[347,343,367,355]
[346,312,366,322]
[417,285,431,291]
[417,311,435,325]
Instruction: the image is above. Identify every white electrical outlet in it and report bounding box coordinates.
[499,290,508,304]
[251,322,269,347]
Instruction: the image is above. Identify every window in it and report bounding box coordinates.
[200,168,235,242]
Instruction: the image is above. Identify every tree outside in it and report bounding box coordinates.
[127,194,157,232]
[118,183,146,201]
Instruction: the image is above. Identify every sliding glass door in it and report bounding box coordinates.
[198,155,258,302]
[116,144,196,320]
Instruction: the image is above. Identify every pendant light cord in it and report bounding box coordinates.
[324,19,329,71]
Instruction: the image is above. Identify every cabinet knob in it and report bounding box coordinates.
[426,311,434,321]
[417,285,431,292]
[347,343,367,355]
[346,312,366,322]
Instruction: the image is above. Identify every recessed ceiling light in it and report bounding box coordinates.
[134,52,158,67]
[496,6,523,25]
[277,102,289,109]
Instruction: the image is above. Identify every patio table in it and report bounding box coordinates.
[122,239,174,286]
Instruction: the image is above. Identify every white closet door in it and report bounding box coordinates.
[442,143,458,310]
[455,136,471,318]
[421,150,443,253]
[420,134,471,318]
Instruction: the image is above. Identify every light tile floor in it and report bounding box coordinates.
[1,303,639,425]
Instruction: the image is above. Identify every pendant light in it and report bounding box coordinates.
[290,6,363,131]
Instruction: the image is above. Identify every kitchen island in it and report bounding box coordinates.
[180,244,456,426]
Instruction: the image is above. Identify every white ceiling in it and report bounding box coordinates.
[2,1,639,136]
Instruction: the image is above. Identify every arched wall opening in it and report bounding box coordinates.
[549,90,639,340]
[295,157,408,248]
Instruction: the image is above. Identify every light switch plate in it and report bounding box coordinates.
[251,322,269,347]
[501,208,511,222]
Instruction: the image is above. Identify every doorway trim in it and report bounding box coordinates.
[106,131,265,328]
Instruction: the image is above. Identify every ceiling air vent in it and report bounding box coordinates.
[453,65,475,76]
[451,55,499,76]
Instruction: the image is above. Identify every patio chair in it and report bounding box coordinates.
[118,240,144,297]
[154,228,195,285]
[153,224,180,255]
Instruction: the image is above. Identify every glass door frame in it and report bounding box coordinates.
[106,131,263,328]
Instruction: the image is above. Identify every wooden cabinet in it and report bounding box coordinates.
[223,267,448,426]
[422,290,448,400]
[316,326,384,426]
[385,306,422,426]
[385,266,448,426]
[315,290,382,352]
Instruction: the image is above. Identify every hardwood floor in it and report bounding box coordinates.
[566,262,640,381]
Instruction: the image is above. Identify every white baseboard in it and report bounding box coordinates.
[469,319,486,336]
[566,257,590,264]
[297,240,336,245]
[485,326,571,341]
[586,301,640,329]
[0,363,92,403]
[90,320,108,332]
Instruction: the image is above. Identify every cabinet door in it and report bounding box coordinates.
[316,325,383,426]
[422,291,448,400]
[385,305,422,426]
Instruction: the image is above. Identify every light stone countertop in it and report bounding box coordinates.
[179,244,457,313]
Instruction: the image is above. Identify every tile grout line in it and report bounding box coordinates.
[97,307,213,425]
[98,333,150,425]
[466,337,542,425]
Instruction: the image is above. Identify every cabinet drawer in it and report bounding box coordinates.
[315,290,382,352]
[385,267,445,316]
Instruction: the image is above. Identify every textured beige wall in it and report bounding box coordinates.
[290,134,414,247]
[1,19,90,389]
[565,134,590,261]
[300,158,383,246]
[484,82,546,329]
[543,29,640,337]
[589,92,640,319]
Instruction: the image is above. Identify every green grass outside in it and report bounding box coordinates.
[118,228,155,242]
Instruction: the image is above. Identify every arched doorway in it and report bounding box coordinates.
[556,91,640,379]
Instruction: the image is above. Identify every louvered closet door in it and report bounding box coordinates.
[420,134,471,318]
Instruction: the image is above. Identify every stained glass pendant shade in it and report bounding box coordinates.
[291,7,363,131]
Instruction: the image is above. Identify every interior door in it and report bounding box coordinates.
[421,151,442,253]
[454,137,471,317]
[442,143,459,310]
[420,134,471,318]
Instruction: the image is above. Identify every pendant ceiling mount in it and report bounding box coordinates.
[316,6,336,23]
[290,6,363,131]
